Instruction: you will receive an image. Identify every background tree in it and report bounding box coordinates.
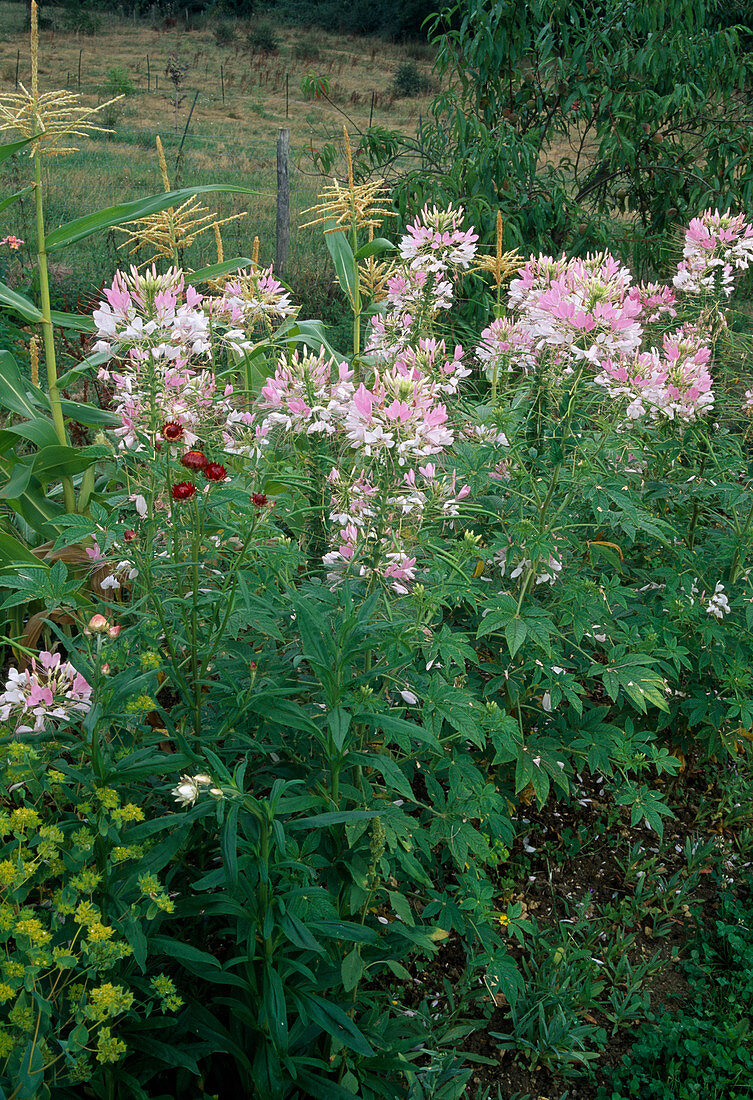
[365,0,753,277]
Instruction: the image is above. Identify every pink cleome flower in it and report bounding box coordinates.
[0,651,92,733]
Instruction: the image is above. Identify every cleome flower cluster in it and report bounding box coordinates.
[0,651,92,734]
[472,208,753,423]
[87,202,753,605]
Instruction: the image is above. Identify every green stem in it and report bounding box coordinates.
[351,217,361,367]
[190,496,202,741]
[258,818,274,961]
[34,156,75,513]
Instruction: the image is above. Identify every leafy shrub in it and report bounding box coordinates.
[61,2,102,35]
[213,20,235,46]
[292,35,322,61]
[105,67,137,97]
[390,60,432,97]
[247,19,280,52]
[364,0,753,301]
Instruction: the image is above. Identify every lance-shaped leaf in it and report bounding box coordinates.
[185,257,254,285]
[7,478,66,538]
[324,220,356,304]
[50,310,95,332]
[0,184,33,217]
[0,532,49,576]
[0,280,42,323]
[32,444,109,486]
[0,135,33,166]
[45,185,261,252]
[0,351,40,418]
[353,236,395,261]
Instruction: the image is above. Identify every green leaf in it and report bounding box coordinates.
[4,418,60,448]
[0,280,42,323]
[265,967,289,1049]
[0,351,39,417]
[0,533,48,575]
[505,617,528,659]
[45,185,262,252]
[7,478,66,538]
[289,809,378,829]
[149,936,223,974]
[295,1071,363,1100]
[275,316,343,361]
[0,184,33,216]
[49,310,94,332]
[323,222,356,304]
[328,706,351,752]
[302,994,375,1057]
[185,257,254,284]
[0,136,34,166]
[0,459,33,500]
[350,750,414,800]
[340,947,363,992]
[353,236,395,261]
[388,889,415,927]
[15,1035,44,1100]
[385,959,412,981]
[32,444,108,485]
[56,350,111,389]
[69,1022,89,1051]
[58,399,119,427]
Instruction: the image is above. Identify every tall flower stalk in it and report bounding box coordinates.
[0,0,121,513]
[34,151,74,511]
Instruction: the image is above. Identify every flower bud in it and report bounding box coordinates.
[88,614,110,634]
[108,624,122,639]
[101,662,111,676]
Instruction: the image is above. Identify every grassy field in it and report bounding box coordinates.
[0,2,436,343]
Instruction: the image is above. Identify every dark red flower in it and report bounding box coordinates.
[251,492,268,508]
[162,421,184,441]
[172,481,197,501]
[123,529,137,542]
[204,462,227,482]
[181,449,208,472]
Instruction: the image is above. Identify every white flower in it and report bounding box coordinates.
[706,582,730,619]
[172,775,201,807]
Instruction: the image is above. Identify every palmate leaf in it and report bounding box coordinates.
[45,185,262,252]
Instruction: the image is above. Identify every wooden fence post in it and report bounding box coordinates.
[275,127,290,281]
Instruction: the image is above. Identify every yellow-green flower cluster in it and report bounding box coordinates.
[85,982,134,1023]
[138,873,174,914]
[150,974,184,1013]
